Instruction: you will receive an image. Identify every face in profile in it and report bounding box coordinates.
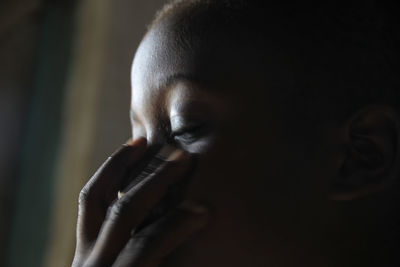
[129,4,400,267]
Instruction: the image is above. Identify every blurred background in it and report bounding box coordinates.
[0,0,166,266]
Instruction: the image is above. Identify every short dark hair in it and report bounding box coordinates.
[149,0,400,124]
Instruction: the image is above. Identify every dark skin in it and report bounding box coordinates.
[72,139,210,267]
[72,6,400,267]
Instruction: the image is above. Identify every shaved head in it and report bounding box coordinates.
[125,1,400,266]
[147,0,400,124]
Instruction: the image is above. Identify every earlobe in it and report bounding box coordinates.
[330,106,400,201]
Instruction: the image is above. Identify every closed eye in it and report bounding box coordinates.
[171,123,210,143]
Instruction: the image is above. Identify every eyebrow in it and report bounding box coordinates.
[130,73,205,124]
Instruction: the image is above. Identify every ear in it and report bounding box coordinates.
[330,106,400,201]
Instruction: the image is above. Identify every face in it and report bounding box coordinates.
[130,15,348,267]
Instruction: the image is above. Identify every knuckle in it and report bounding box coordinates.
[109,198,131,220]
[78,184,94,207]
[78,187,90,206]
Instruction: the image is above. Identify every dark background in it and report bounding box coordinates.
[0,1,166,266]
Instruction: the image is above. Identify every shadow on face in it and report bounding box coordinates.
[129,2,400,266]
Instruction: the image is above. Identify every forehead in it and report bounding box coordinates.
[130,18,237,122]
[130,11,301,116]
[131,19,194,105]
[131,8,285,89]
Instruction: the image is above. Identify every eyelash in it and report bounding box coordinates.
[170,123,207,143]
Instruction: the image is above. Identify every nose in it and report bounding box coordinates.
[145,123,176,149]
[146,131,166,148]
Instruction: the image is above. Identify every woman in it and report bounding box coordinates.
[72,1,400,266]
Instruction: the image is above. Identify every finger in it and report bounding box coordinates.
[114,201,209,267]
[77,138,147,250]
[84,149,194,267]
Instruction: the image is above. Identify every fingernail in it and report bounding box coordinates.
[125,137,146,147]
[117,191,125,199]
[179,200,208,214]
[166,149,187,162]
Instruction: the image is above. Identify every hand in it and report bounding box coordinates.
[71,138,208,267]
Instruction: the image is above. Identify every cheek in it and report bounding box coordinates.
[185,128,283,221]
[186,122,330,226]
[182,130,335,263]
[180,130,298,263]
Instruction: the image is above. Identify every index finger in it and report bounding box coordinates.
[77,137,147,248]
